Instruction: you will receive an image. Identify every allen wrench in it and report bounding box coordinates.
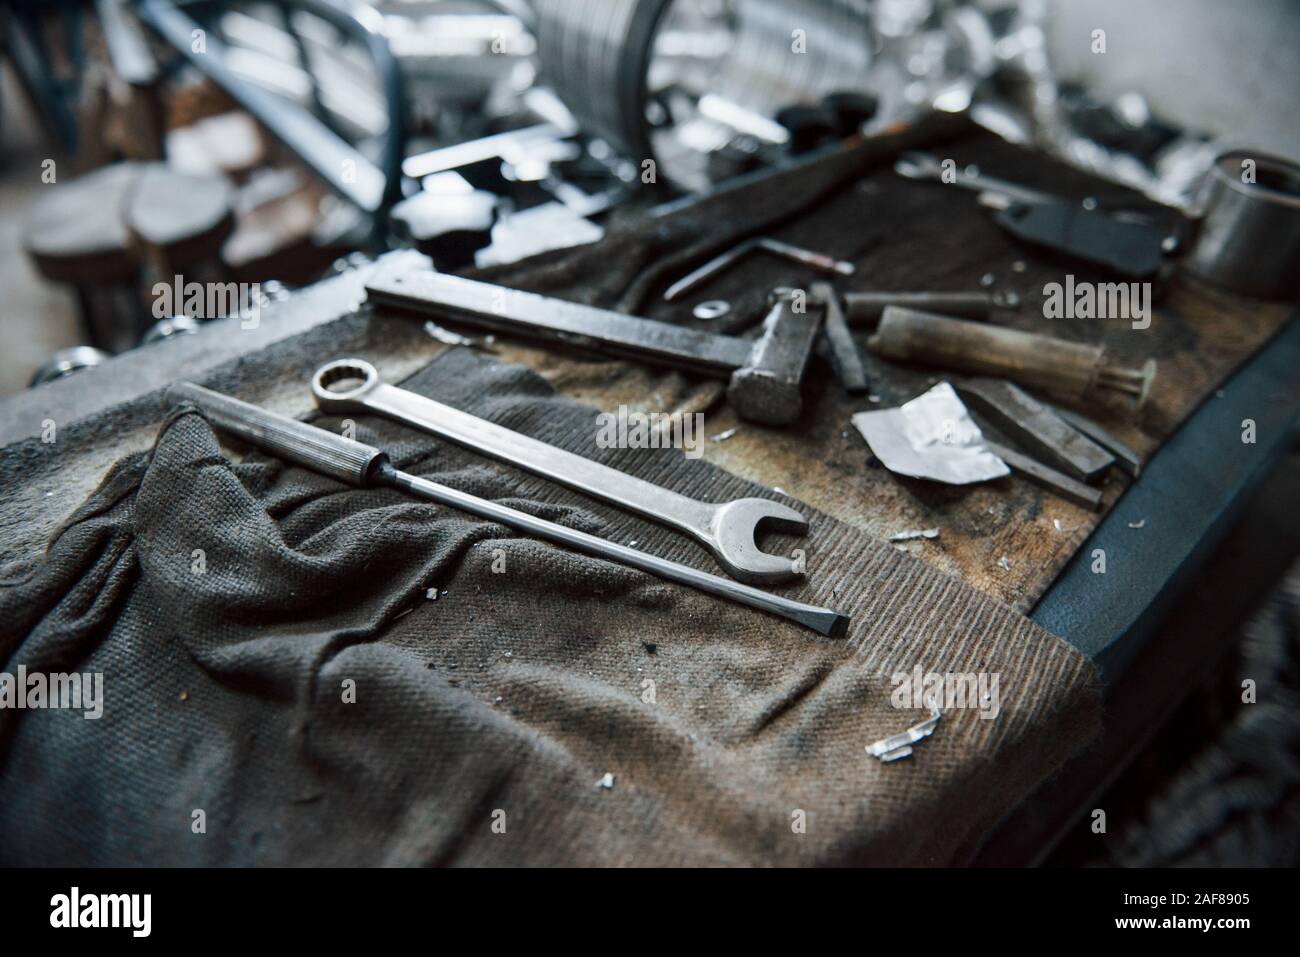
[663,236,854,302]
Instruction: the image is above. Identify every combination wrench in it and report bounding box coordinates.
[310,359,808,585]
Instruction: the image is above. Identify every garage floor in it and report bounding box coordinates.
[0,62,81,396]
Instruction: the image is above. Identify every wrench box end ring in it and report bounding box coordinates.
[312,358,381,409]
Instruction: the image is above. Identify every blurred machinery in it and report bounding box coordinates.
[9,0,1291,385]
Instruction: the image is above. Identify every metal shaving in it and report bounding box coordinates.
[866,698,942,763]
[423,320,496,351]
[890,528,940,542]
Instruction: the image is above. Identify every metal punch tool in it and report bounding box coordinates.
[663,236,854,302]
[168,382,848,638]
[894,151,1058,207]
[311,359,808,585]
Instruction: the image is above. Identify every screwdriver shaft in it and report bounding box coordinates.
[382,463,848,637]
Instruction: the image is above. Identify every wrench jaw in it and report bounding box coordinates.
[708,498,809,586]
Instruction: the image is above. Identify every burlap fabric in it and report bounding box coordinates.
[0,348,1098,865]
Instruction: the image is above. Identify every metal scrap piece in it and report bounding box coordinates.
[866,698,942,762]
[851,382,1010,485]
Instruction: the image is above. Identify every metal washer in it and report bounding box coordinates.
[693,299,732,321]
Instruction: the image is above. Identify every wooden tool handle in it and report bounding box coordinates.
[868,306,1103,401]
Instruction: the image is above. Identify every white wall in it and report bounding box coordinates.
[1043,0,1300,159]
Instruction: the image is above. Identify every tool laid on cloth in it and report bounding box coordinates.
[167,382,849,637]
[366,270,825,426]
[955,378,1115,482]
[662,236,854,303]
[895,150,1173,279]
[310,358,808,585]
[981,439,1104,512]
[867,306,1157,408]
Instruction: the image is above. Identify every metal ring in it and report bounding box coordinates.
[311,358,380,409]
[1186,150,1300,299]
[532,0,874,189]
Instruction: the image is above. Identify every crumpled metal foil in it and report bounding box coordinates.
[851,382,1009,485]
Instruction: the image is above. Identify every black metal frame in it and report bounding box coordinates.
[0,0,86,152]
[1031,311,1300,678]
[134,0,407,237]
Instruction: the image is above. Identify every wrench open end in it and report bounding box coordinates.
[709,498,809,585]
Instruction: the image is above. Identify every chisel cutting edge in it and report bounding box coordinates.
[166,382,849,638]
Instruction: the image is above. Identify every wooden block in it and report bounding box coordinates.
[165,112,266,181]
[22,162,141,286]
[124,164,235,272]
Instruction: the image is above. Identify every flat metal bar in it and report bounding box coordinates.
[1051,405,1143,478]
[957,378,1114,481]
[814,281,869,394]
[402,123,569,179]
[366,270,754,376]
[983,439,1104,511]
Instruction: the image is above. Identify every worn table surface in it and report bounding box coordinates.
[2,121,1294,620]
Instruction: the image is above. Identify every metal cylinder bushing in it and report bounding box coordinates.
[531,0,874,188]
[531,0,671,162]
[1186,150,1300,300]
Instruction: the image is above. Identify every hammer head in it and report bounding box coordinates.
[726,289,826,426]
